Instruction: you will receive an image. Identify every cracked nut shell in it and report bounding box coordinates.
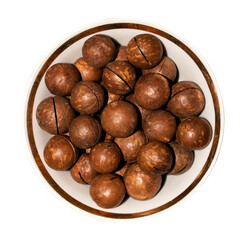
[134,73,170,110]
[36,96,75,134]
[70,81,105,114]
[45,63,80,96]
[126,34,163,69]
[70,153,99,184]
[44,135,78,171]
[89,142,121,173]
[90,173,126,208]
[69,115,102,149]
[167,81,205,118]
[176,116,212,150]
[101,100,138,138]
[143,110,176,143]
[142,56,177,82]
[138,141,173,175]
[82,34,116,68]
[169,141,194,175]
[124,163,162,200]
[102,61,136,95]
[114,130,147,163]
[74,57,102,81]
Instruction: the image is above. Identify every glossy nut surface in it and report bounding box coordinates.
[70,81,105,114]
[126,34,163,69]
[89,142,121,173]
[36,96,75,134]
[36,97,57,134]
[102,61,136,95]
[143,110,176,143]
[114,130,147,163]
[124,163,162,200]
[171,81,200,96]
[70,153,99,184]
[74,57,102,81]
[134,73,170,110]
[142,56,177,82]
[82,34,116,68]
[126,94,152,124]
[44,135,78,171]
[167,81,205,118]
[54,96,75,134]
[169,141,194,175]
[45,63,80,96]
[138,141,173,175]
[90,174,126,208]
[101,100,138,138]
[69,115,102,149]
[176,117,212,150]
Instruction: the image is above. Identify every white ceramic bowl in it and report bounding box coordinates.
[25,19,224,219]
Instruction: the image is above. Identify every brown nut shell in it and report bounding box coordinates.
[102,61,136,95]
[126,34,163,69]
[104,133,114,142]
[171,81,200,96]
[126,94,152,124]
[45,63,80,96]
[44,135,78,171]
[115,162,129,177]
[36,96,75,135]
[107,92,124,104]
[36,97,57,134]
[134,73,170,110]
[54,96,75,134]
[70,153,99,184]
[90,174,126,208]
[142,56,177,82]
[82,34,116,68]
[143,110,177,143]
[74,57,102,81]
[69,115,102,149]
[124,163,162,200]
[138,141,173,175]
[169,141,194,175]
[167,81,205,118]
[89,142,121,173]
[101,100,138,138]
[115,46,128,61]
[70,81,105,114]
[85,148,91,154]
[114,130,147,163]
[176,117,212,150]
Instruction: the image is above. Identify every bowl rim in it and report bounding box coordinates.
[24,19,224,219]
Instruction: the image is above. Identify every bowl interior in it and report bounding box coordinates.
[27,23,220,218]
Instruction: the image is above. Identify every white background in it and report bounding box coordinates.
[0,0,239,239]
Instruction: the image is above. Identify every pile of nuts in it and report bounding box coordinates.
[36,33,212,209]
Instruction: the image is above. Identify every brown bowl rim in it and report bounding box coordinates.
[26,22,221,219]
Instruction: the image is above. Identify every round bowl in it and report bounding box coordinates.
[25,20,224,219]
